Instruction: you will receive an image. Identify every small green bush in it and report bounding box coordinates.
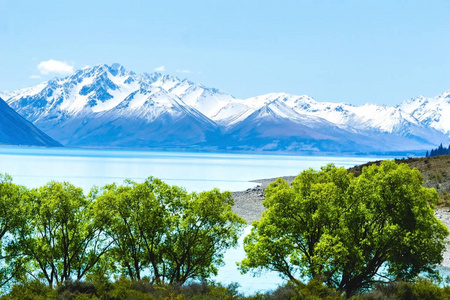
[359,279,450,300]
[1,280,56,300]
[57,280,97,299]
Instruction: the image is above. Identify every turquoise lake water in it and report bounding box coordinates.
[0,146,376,192]
[0,146,383,294]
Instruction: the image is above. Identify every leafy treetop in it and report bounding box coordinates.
[240,161,448,297]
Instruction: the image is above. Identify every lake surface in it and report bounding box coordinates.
[0,146,377,192]
[0,146,381,294]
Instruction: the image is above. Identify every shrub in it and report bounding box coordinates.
[1,280,56,300]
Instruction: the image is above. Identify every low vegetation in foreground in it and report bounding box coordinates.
[1,159,450,299]
[3,277,450,299]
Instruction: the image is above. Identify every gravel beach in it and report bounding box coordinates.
[435,208,450,268]
[232,177,450,269]
[231,176,295,224]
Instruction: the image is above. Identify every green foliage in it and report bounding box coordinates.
[0,174,245,291]
[55,278,242,300]
[94,177,246,285]
[0,174,27,289]
[2,163,449,298]
[4,277,450,300]
[253,280,344,300]
[56,280,99,300]
[92,178,169,282]
[240,161,449,297]
[100,279,243,300]
[10,181,112,286]
[298,279,346,300]
[1,280,56,300]
[359,279,450,300]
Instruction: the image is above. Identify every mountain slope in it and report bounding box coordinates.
[398,91,450,136]
[3,63,450,153]
[0,97,61,147]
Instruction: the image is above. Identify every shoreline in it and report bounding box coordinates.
[231,176,295,224]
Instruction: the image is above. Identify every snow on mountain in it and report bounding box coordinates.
[239,93,419,134]
[5,64,220,147]
[2,63,450,153]
[0,91,12,100]
[153,77,237,120]
[6,63,230,124]
[398,91,450,136]
[222,92,449,153]
[226,92,440,138]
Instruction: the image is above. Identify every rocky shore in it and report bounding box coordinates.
[232,177,450,269]
[231,176,295,224]
[435,208,450,268]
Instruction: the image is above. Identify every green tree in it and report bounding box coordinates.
[163,188,246,284]
[95,177,246,285]
[13,181,112,287]
[240,161,448,297]
[93,178,170,282]
[0,174,27,290]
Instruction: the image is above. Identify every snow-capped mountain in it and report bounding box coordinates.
[220,93,449,153]
[5,64,221,147]
[398,91,450,136]
[3,63,450,154]
[0,96,61,147]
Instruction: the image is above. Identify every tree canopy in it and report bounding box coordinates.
[0,174,26,288]
[0,175,245,291]
[239,161,449,297]
[10,181,112,286]
[94,177,246,285]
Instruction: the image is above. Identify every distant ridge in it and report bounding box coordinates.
[2,63,450,154]
[0,97,61,147]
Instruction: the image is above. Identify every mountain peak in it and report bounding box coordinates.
[109,63,127,76]
[438,90,450,101]
[110,62,122,70]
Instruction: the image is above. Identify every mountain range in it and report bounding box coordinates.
[2,63,450,154]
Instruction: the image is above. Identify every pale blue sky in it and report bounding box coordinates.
[1,0,449,105]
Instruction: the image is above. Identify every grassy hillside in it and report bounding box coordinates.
[348,154,450,207]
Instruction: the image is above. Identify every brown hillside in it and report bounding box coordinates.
[347,155,450,206]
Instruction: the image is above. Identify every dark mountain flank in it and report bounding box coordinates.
[0,97,61,147]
